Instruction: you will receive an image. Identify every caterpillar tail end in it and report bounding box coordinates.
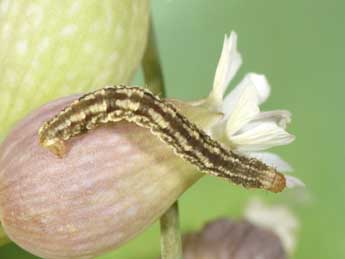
[266,172,286,193]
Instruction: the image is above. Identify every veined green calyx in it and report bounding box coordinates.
[0,0,149,139]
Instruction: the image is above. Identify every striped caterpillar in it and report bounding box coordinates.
[38,85,286,192]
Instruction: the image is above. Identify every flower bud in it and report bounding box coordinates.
[0,96,201,259]
[182,219,286,259]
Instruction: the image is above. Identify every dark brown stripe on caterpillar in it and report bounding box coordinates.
[38,85,286,192]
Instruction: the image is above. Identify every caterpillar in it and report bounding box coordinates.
[38,85,286,193]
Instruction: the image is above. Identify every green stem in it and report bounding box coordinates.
[142,15,165,97]
[141,15,183,259]
[0,223,10,247]
[159,202,183,259]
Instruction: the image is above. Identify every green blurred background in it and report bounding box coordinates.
[1,0,344,258]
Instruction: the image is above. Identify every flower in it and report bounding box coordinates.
[245,198,299,254]
[0,32,303,259]
[203,31,304,188]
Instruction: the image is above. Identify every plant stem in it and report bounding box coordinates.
[160,202,183,259]
[0,223,10,247]
[142,15,165,97]
[142,15,184,259]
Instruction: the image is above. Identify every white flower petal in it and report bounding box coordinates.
[231,121,295,151]
[222,76,245,116]
[245,198,299,254]
[252,110,291,129]
[247,73,271,104]
[285,175,305,188]
[222,73,269,117]
[225,83,260,138]
[210,31,242,104]
[246,152,293,172]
